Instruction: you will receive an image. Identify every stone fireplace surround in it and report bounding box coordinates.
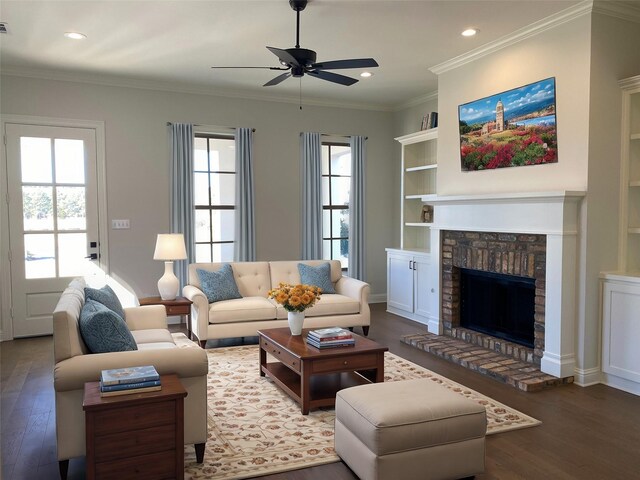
[424,191,585,379]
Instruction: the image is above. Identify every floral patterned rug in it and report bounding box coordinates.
[182,343,541,480]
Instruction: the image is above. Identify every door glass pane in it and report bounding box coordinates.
[58,233,88,277]
[333,208,348,239]
[321,146,329,175]
[194,137,209,171]
[322,177,330,206]
[333,239,348,269]
[210,173,235,205]
[212,243,234,262]
[20,137,52,183]
[322,210,331,238]
[211,210,234,242]
[22,186,54,231]
[331,177,350,205]
[54,139,85,184]
[195,244,211,263]
[322,240,331,261]
[331,146,351,175]
[209,138,235,172]
[24,234,55,278]
[194,172,210,206]
[56,187,86,230]
[195,210,211,242]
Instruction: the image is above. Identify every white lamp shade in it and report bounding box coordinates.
[153,234,187,261]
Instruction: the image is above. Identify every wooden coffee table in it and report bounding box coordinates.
[258,327,388,414]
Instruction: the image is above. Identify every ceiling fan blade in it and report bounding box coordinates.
[264,71,292,87]
[211,66,290,70]
[307,70,358,86]
[311,58,379,70]
[266,46,300,67]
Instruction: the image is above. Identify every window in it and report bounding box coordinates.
[193,134,235,262]
[321,143,351,269]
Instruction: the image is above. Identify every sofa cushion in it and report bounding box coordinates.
[270,260,342,287]
[189,262,271,297]
[78,299,138,353]
[208,296,276,324]
[298,262,337,294]
[197,264,242,303]
[131,328,176,345]
[274,294,360,319]
[85,284,125,319]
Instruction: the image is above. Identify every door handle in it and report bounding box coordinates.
[409,260,413,270]
[85,253,98,260]
[413,261,417,271]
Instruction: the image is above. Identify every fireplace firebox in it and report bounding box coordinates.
[460,268,535,348]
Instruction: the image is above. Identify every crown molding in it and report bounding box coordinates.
[0,66,394,112]
[394,91,438,112]
[592,0,640,23]
[429,0,594,75]
[618,74,640,90]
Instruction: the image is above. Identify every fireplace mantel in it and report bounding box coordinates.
[425,190,586,379]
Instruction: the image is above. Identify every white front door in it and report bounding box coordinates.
[5,123,104,337]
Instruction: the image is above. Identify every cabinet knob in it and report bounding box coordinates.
[343,361,348,365]
[431,288,435,293]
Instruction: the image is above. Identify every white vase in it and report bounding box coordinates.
[287,311,305,336]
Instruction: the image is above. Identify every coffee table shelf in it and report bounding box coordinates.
[258,328,388,414]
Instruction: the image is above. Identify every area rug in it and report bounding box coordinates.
[182,343,541,480]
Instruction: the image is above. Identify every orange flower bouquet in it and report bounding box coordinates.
[268,282,322,313]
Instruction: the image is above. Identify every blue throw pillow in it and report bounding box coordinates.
[84,285,125,319]
[197,264,242,303]
[298,262,336,294]
[79,299,138,353]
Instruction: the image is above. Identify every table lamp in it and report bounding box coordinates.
[153,233,187,300]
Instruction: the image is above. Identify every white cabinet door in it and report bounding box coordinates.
[387,253,414,313]
[413,255,431,319]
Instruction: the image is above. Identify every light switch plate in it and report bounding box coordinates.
[111,219,130,229]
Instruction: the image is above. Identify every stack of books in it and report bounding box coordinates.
[307,327,355,349]
[420,112,438,131]
[100,365,161,397]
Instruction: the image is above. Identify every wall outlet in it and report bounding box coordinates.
[111,219,130,229]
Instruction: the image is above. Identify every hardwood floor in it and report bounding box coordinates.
[2,303,640,479]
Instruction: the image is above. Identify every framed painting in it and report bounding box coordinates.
[458,77,557,171]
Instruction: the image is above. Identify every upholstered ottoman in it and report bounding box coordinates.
[334,378,487,480]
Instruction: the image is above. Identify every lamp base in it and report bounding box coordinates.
[158,261,179,301]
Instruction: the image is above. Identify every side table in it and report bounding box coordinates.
[83,374,187,480]
[140,296,193,339]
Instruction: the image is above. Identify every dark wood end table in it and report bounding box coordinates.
[82,374,187,480]
[139,296,193,339]
[257,327,388,415]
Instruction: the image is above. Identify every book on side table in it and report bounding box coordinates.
[100,365,161,397]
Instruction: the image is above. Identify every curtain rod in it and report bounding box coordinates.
[299,132,368,140]
[166,122,255,132]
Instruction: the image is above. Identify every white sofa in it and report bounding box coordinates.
[183,260,370,347]
[53,278,209,479]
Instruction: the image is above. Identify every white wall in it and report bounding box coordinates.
[436,15,592,196]
[0,76,394,311]
[581,13,640,383]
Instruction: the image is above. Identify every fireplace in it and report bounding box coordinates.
[441,230,546,365]
[460,268,535,348]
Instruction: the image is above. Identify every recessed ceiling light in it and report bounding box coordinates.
[64,32,86,40]
[360,72,373,78]
[461,28,478,37]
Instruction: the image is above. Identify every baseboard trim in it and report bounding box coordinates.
[573,367,602,387]
[600,373,640,396]
[368,293,387,304]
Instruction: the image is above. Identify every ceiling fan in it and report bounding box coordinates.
[211,0,379,87]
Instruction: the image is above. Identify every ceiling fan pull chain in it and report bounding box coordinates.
[299,77,303,110]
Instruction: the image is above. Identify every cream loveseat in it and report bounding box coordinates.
[183,260,370,347]
[53,278,209,479]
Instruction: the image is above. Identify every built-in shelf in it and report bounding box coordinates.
[406,164,437,172]
[631,133,640,140]
[405,194,424,200]
[630,181,640,187]
[405,222,432,227]
[628,227,640,234]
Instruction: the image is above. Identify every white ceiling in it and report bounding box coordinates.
[0,0,585,110]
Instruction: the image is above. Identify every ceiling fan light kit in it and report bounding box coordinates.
[212,0,378,87]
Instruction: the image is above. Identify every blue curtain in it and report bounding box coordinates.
[349,136,366,280]
[301,132,322,260]
[169,123,195,290]
[235,128,256,261]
